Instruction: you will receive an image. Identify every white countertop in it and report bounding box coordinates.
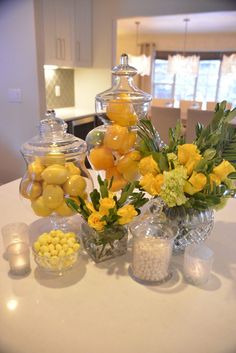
[0,179,236,353]
[55,107,96,121]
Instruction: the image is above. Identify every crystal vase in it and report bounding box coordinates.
[80,222,128,263]
[147,199,214,253]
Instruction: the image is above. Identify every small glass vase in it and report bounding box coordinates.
[80,222,128,263]
[147,199,214,253]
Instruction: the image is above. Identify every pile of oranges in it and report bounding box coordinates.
[89,95,141,191]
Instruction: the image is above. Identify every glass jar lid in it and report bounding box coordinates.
[21,111,87,158]
[96,53,152,104]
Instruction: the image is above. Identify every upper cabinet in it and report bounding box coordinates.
[73,0,92,67]
[42,0,92,68]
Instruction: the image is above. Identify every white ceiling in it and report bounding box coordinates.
[117,11,236,36]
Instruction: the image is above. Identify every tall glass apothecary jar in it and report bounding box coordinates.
[86,53,152,192]
[19,111,93,229]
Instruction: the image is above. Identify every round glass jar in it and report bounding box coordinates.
[129,214,176,285]
[19,111,93,228]
[86,53,152,192]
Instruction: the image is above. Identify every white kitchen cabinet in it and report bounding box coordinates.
[73,0,92,67]
[42,0,92,68]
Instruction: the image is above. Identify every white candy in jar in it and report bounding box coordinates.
[132,236,173,282]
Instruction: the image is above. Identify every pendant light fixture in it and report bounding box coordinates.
[168,18,200,76]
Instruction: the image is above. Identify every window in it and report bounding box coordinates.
[152,52,236,107]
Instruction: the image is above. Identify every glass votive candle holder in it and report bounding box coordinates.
[184,244,214,286]
[2,222,29,250]
[6,242,31,276]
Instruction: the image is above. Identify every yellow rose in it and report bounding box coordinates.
[139,173,164,196]
[184,172,207,195]
[178,144,202,175]
[117,205,138,225]
[88,212,106,232]
[99,197,116,215]
[139,155,159,176]
[209,173,221,189]
[213,160,235,181]
[85,201,96,213]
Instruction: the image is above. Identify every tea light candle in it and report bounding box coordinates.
[184,244,214,286]
[2,222,29,250]
[6,242,30,276]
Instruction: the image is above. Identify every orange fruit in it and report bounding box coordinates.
[117,154,140,182]
[106,99,137,127]
[89,146,114,170]
[103,124,129,151]
[117,131,137,155]
[106,167,127,192]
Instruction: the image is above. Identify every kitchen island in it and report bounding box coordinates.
[0,178,236,353]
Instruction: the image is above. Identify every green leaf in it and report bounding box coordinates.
[90,189,100,211]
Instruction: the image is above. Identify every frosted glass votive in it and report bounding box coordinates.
[184,244,214,286]
[7,242,31,276]
[2,222,29,250]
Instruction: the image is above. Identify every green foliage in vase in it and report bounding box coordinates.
[137,101,236,211]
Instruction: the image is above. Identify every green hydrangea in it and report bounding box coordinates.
[160,165,188,207]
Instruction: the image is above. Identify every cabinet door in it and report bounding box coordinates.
[73,0,92,67]
[43,0,73,67]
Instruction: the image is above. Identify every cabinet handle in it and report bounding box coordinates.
[61,38,66,60]
[56,38,61,59]
[76,41,80,62]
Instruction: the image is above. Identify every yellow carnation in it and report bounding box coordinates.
[213,160,235,181]
[88,212,106,232]
[184,172,207,195]
[117,205,138,225]
[139,155,159,176]
[99,197,116,215]
[178,144,202,175]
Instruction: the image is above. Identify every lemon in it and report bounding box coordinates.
[106,99,137,127]
[63,175,86,196]
[117,154,140,182]
[65,162,81,176]
[42,153,66,166]
[31,196,52,217]
[103,124,129,151]
[41,164,69,184]
[42,184,64,209]
[20,178,42,200]
[28,157,44,181]
[55,200,75,217]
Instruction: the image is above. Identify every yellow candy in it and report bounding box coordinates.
[58,250,66,257]
[55,243,62,251]
[73,243,80,252]
[33,241,40,252]
[66,248,74,256]
[51,237,60,245]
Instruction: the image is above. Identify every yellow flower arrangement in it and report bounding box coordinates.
[66,176,148,236]
[137,101,236,211]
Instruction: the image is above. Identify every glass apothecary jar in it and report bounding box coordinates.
[86,53,152,192]
[19,111,93,229]
[129,212,176,285]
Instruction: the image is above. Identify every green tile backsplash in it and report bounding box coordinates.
[45,68,75,109]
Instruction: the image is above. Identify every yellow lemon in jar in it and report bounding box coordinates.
[55,200,75,217]
[42,153,66,166]
[65,162,81,176]
[63,175,86,197]
[89,146,114,170]
[41,164,69,184]
[28,157,44,181]
[20,178,42,200]
[42,185,64,209]
[31,196,52,217]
